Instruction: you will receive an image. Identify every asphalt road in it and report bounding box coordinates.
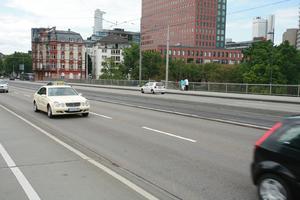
[1,81,298,200]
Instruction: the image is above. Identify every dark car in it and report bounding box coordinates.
[251,116,300,200]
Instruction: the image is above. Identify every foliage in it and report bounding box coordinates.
[100,58,126,80]
[2,52,32,76]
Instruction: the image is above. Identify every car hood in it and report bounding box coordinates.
[48,95,87,103]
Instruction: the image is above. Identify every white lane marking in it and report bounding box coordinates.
[142,126,197,143]
[90,112,112,119]
[93,99,269,130]
[0,105,159,200]
[0,143,41,200]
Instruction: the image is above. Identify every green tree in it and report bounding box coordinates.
[276,41,300,84]
[3,52,32,77]
[122,43,140,79]
[100,58,126,80]
[241,41,286,84]
[142,51,163,80]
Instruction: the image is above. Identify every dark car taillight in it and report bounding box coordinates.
[255,122,282,147]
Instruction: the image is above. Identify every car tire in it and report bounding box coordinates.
[33,101,39,112]
[161,92,165,94]
[6,90,8,93]
[82,113,89,117]
[141,89,144,93]
[258,173,291,200]
[47,105,53,118]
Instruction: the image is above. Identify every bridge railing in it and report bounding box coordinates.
[51,78,300,97]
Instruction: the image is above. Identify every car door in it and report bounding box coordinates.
[36,87,47,112]
[276,124,300,181]
[144,83,150,93]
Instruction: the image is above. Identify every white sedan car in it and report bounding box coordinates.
[33,84,90,118]
[0,80,9,93]
[141,82,165,94]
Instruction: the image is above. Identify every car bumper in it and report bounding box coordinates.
[0,88,8,92]
[154,89,165,93]
[52,106,90,115]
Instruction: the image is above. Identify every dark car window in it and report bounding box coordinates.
[156,82,164,86]
[278,125,300,150]
[37,87,46,95]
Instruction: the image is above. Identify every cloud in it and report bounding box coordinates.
[0,0,141,54]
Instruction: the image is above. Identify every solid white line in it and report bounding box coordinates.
[90,112,112,119]
[0,143,41,200]
[0,105,159,200]
[142,126,197,143]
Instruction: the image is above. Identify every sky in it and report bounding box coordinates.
[0,0,299,55]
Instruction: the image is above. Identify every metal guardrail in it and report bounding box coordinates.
[50,78,300,97]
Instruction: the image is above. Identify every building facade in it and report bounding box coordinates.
[32,27,86,80]
[141,0,242,64]
[252,17,267,39]
[89,28,140,44]
[252,15,275,42]
[89,35,131,79]
[282,29,298,47]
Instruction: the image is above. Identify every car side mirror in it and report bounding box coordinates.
[78,93,82,96]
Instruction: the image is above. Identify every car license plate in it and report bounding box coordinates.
[68,107,80,112]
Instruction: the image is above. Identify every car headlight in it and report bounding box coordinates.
[53,101,65,107]
[82,100,89,107]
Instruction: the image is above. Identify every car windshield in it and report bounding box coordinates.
[0,81,7,84]
[48,87,78,96]
[156,82,164,86]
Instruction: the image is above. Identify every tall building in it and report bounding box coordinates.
[93,9,106,35]
[282,29,298,47]
[141,0,242,64]
[252,17,267,39]
[297,7,300,50]
[252,15,275,42]
[267,15,275,42]
[32,27,86,80]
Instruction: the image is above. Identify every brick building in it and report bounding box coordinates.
[32,27,86,80]
[141,0,242,64]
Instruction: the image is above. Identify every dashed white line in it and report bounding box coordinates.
[142,126,197,143]
[0,104,159,200]
[90,112,112,119]
[0,143,41,200]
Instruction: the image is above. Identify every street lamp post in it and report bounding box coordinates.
[165,25,170,89]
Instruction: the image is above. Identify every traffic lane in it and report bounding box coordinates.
[9,80,296,115]
[89,100,259,200]
[71,84,299,113]
[4,86,259,200]
[0,104,153,200]
[74,88,285,127]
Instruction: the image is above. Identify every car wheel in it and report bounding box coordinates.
[258,174,291,200]
[161,92,165,94]
[47,105,53,118]
[82,113,89,117]
[6,90,8,93]
[141,89,144,93]
[33,101,39,112]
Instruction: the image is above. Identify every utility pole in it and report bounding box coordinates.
[165,25,170,89]
[139,18,142,86]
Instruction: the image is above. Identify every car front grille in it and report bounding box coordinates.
[66,102,80,107]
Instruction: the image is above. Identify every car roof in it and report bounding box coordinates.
[43,85,72,89]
